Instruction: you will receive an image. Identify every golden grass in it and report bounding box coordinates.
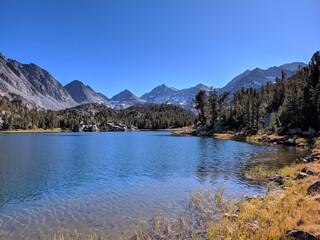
[160,126,192,131]
[313,138,320,154]
[212,133,235,140]
[54,228,99,240]
[213,133,264,144]
[244,165,276,181]
[1,128,62,133]
[209,162,320,240]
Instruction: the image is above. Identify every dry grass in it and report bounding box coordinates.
[244,165,277,181]
[1,128,62,133]
[313,137,320,154]
[213,133,264,144]
[54,228,100,240]
[212,133,235,140]
[209,162,320,240]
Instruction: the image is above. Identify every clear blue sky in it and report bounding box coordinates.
[1,0,319,97]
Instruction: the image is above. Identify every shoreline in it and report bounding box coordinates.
[130,143,320,239]
[174,127,318,149]
[0,128,63,133]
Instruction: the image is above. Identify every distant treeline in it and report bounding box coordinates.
[0,98,196,131]
[194,51,320,133]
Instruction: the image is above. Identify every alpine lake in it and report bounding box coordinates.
[0,131,307,239]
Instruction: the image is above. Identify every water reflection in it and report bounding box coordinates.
[0,132,306,239]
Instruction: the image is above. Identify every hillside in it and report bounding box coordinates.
[0,53,77,110]
[193,51,320,135]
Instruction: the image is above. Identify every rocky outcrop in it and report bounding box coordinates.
[307,181,320,195]
[297,153,320,164]
[286,229,318,240]
[105,122,137,132]
[75,123,100,132]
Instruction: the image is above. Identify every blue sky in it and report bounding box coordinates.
[1,0,319,97]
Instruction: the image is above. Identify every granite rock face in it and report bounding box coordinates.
[0,53,77,110]
[64,80,113,107]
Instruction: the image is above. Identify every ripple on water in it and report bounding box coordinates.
[0,132,307,239]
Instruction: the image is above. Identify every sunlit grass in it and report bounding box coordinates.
[208,174,320,239]
[1,128,62,133]
[244,165,276,181]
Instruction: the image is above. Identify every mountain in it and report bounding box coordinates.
[141,84,178,103]
[167,84,211,108]
[219,62,306,95]
[64,80,113,107]
[110,89,146,109]
[0,53,77,110]
[0,52,307,112]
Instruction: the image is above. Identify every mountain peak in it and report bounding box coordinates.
[280,62,306,71]
[111,89,145,109]
[69,79,84,85]
[194,83,210,90]
[111,89,136,100]
[140,84,178,102]
[64,80,111,106]
[123,89,132,93]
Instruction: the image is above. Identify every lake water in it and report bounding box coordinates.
[0,132,306,239]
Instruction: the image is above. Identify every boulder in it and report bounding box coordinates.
[195,125,207,135]
[307,181,320,195]
[301,167,316,176]
[269,174,287,185]
[297,153,320,163]
[296,172,309,179]
[284,138,295,145]
[286,229,317,240]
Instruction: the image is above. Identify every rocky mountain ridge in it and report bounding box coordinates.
[0,53,77,110]
[219,62,306,95]
[110,89,146,109]
[0,52,306,111]
[64,80,112,107]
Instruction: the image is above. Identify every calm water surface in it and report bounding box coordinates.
[0,132,306,239]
